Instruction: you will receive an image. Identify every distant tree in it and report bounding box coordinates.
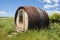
[49,13,60,23]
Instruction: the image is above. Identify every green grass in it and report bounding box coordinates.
[0,18,60,40]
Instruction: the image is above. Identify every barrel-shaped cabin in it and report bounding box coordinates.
[14,6,49,32]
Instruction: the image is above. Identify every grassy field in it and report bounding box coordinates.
[0,18,60,40]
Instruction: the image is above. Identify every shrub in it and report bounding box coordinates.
[49,13,60,23]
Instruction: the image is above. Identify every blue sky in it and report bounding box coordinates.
[0,0,60,17]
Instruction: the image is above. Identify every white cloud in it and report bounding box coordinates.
[43,0,59,9]
[44,4,53,9]
[52,0,59,3]
[53,10,60,13]
[44,3,59,9]
[54,3,59,6]
[0,11,7,14]
[46,11,53,15]
[46,10,60,15]
[43,0,51,3]
[43,0,59,4]
[36,0,51,3]
[37,0,59,4]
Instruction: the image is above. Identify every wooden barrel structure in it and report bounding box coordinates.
[14,6,49,32]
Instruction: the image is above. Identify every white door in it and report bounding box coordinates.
[24,11,28,31]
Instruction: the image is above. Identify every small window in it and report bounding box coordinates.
[19,11,23,22]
